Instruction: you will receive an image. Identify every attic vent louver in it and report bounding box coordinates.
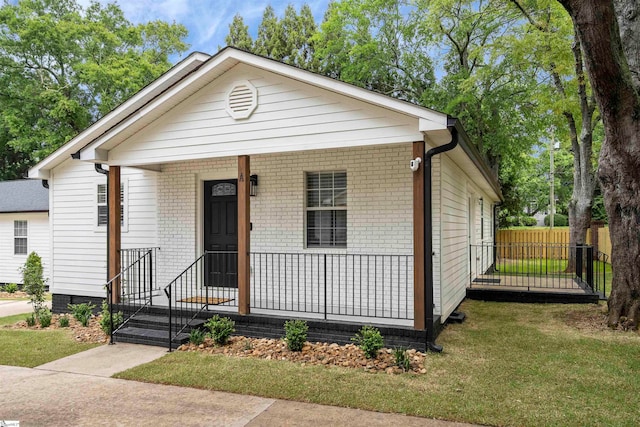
[225,80,258,119]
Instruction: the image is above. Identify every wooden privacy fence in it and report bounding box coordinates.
[496,227,612,262]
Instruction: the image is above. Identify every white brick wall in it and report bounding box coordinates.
[156,144,416,321]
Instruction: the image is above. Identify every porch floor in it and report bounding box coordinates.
[466,274,599,304]
[470,274,586,293]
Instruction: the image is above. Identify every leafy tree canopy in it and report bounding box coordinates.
[0,0,188,179]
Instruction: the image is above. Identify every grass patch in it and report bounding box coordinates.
[115,301,640,426]
[0,316,99,367]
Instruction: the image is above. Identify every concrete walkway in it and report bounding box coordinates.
[0,299,51,316]
[0,343,477,427]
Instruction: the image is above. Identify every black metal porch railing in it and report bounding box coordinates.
[164,251,238,350]
[469,242,609,296]
[106,247,157,344]
[250,252,413,320]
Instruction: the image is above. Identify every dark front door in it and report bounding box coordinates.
[204,180,238,287]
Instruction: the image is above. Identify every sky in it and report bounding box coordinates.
[79,0,331,61]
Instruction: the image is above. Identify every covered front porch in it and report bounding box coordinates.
[104,144,432,349]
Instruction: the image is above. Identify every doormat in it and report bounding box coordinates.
[178,296,233,305]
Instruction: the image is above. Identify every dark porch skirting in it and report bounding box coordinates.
[52,294,104,315]
[466,288,600,304]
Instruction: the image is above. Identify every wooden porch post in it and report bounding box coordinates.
[413,142,426,330]
[238,156,251,314]
[108,166,121,303]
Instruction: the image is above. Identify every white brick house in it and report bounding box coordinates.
[28,48,501,348]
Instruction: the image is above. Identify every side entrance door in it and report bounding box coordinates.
[204,179,238,287]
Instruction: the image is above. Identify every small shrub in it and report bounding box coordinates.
[204,315,235,345]
[21,252,47,315]
[59,315,70,328]
[243,339,253,351]
[99,300,123,334]
[4,283,18,293]
[284,319,308,351]
[351,325,384,359]
[38,309,52,328]
[68,302,96,327]
[523,216,538,226]
[25,314,36,327]
[189,328,206,345]
[544,213,568,226]
[393,347,411,372]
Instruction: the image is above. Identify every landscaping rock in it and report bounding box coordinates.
[179,336,428,375]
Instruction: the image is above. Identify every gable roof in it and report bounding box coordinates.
[27,51,211,179]
[26,47,501,200]
[28,47,449,179]
[0,180,49,213]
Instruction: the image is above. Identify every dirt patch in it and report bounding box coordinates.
[4,313,108,344]
[564,306,609,332]
[179,337,428,375]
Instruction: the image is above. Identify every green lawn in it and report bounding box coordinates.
[115,301,640,427]
[0,314,100,367]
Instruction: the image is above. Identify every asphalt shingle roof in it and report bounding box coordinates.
[0,180,49,213]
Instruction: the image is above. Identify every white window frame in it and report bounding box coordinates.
[305,171,347,249]
[95,178,128,233]
[14,220,28,255]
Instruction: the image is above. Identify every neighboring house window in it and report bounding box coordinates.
[97,184,125,226]
[14,220,27,255]
[306,171,347,248]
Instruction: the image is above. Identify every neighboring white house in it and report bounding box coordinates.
[28,48,501,345]
[0,180,50,285]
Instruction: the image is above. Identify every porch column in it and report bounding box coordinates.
[108,165,121,303]
[238,156,251,314]
[413,141,426,330]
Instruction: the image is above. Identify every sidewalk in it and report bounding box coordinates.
[0,299,51,317]
[0,343,478,427]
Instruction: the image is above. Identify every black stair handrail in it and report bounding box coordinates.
[163,251,211,351]
[105,247,157,344]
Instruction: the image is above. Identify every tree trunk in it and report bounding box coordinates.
[559,0,640,329]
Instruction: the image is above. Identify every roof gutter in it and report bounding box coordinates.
[423,118,460,352]
[95,164,110,282]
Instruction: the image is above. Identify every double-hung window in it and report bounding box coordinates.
[306,171,347,248]
[14,220,27,255]
[97,183,125,227]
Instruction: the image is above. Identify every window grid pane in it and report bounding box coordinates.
[14,220,28,255]
[14,238,27,255]
[306,171,347,248]
[14,220,27,237]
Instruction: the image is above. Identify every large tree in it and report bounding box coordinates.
[511,0,600,268]
[0,0,188,179]
[558,0,640,328]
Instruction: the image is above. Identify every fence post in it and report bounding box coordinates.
[148,249,153,306]
[108,284,114,345]
[323,254,327,320]
[166,286,172,352]
[586,246,594,290]
[576,246,583,281]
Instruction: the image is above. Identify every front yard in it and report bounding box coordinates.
[115,300,640,427]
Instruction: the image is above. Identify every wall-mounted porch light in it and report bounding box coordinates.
[250,174,258,197]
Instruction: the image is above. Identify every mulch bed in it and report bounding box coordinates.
[0,291,29,299]
[4,313,108,344]
[5,312,426,374]
[179,336,428,375]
